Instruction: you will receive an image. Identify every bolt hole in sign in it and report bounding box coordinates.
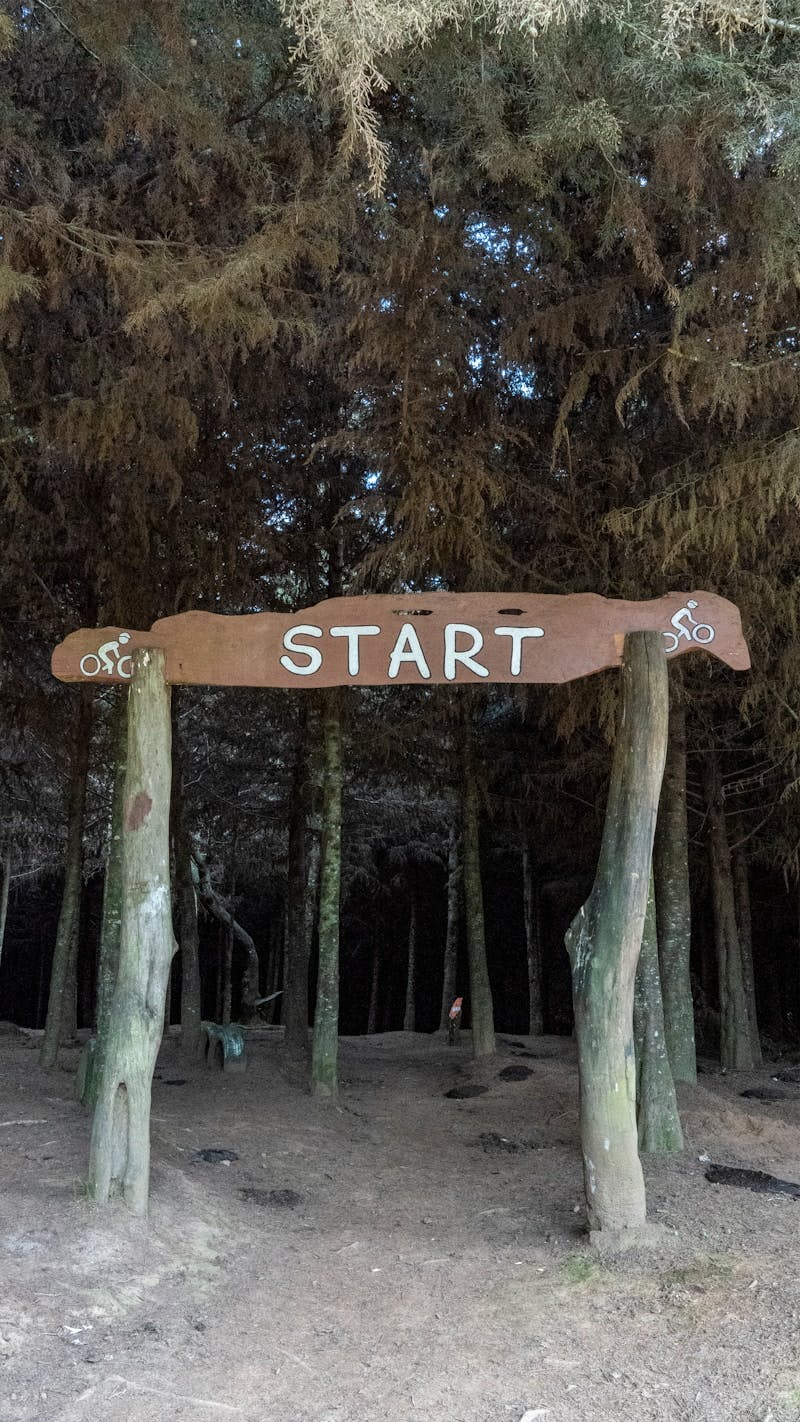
[52,592,750,689]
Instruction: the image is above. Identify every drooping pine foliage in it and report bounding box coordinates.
[1,0,799,1030]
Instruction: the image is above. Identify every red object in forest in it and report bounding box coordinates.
[448,997,463,1020]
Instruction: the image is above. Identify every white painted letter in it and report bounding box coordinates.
[444,623,489,680]
[280,624,323,676]
[330,625,381,676]
[387,623,431,680]
[494,625,545,676]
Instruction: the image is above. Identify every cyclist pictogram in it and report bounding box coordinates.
[79,632,134,679]
[662,600,715,655]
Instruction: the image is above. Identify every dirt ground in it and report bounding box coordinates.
[2,1025,800,1422]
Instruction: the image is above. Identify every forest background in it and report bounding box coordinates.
[2,0,800,1071]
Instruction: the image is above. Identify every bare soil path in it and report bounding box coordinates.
[2,1027,800,1422]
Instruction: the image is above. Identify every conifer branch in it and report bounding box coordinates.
[31,0,101,63]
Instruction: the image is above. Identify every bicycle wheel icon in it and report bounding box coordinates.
[79,653,102,676]
[692,623,715,645]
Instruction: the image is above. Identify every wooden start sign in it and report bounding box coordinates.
[51,592,750,689]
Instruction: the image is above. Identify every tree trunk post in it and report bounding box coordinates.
[41,691,92,1069]
[86,649,174,1215]
[523,836,545,1036]
[634,876,684,1153]
[311,689,343,1098]
[80,690,128,1106]
[702,748,755,1071]
[653,670,696,1084]
[565,631,668,1237]
[439,822,461,1031]
[461,730,495,1059]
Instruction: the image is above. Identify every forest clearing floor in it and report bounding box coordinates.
[2,1026,800,1422]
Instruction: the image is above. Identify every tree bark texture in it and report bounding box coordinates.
[703,748,756,1071]
[40,691,92,1069]
[565,632,668,1235]
[461,735,495,1059]
[171,747,202,1058]
[653,673,696,1084]
[403,882,418,1033]
[284,725,311,1065]
[311,690,343,1098]
[81,691,128,1106]
[86,650,174,1215]
[634,877,684,1153]
[439,822,461,1031]
[732,839,762,1067]
[523,837,545,1036]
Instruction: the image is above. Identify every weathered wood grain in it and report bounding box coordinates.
[51,591,750,688]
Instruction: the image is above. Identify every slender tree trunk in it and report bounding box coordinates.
[634,876,683,1153]
[439,823,461,1030]
[86,650,174,1215]
[732,839,762,1066]
[41,691,92,1069]
[565,632,668,1236]
[367,938,381,1034]
[0,848,11,972]
[403,881,417,1033]
[461,731,495,1059]
[284,725,311,1066]
[311,690,343,1098]
[264,918,283,1024]
[702,748,755,1071]
[653,673,696,1084]
[522,837,544,1036]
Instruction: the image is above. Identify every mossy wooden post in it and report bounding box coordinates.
[41,691,92,1069]
[634,876,684,1153]
[311,689,343,1098]
[86,649,173,1215]
[461,726,495,1059]
[653,671,696,1084]
[80,691,128,1106]
[565,632,668,1236]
